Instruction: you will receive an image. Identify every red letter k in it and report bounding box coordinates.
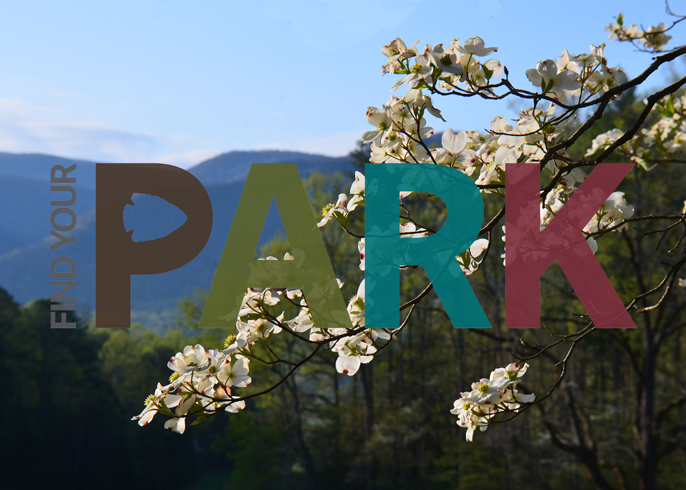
[505,162,636,329]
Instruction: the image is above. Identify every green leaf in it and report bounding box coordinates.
[333,210,350,228]
[157,402,175,418]
[542,78,554,94]
[635,157,651,171]
[665,94,676,117]
[547,79,556,93]
[483,66,494,80]
[191,414,210,426]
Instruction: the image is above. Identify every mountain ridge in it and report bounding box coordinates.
[0,148,357,329]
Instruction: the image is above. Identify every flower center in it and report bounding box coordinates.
[224,334,237,349]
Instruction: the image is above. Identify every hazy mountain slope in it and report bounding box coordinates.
[0,175,95,256]
[0,153,96,188]
[0,150,355,328]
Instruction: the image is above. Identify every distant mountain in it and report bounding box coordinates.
[0,175,95,256]
[0,149,355,329]
[0,149,355,189]
[0,152,96,188]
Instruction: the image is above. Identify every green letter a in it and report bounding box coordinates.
[199,164,353,330]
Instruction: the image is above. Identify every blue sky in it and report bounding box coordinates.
[0,0,681,168]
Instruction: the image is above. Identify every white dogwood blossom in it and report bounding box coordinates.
[525,59,581,102]
[451,363,534,441]
[605,16,672,51]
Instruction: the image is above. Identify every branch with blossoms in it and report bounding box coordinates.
[450,362,534,442]
[317,13,686,440]
[134,8,686,445]
[604,1,685,53]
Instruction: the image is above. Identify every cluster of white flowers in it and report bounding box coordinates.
[585,192,635,233]
[605,14,672,51]
[451,363,535,441]
[317,170,368,228]
[380,34,626,107]
[362,89,437,165]
[134,256,399,433]
[231,254,394,379]
[525,43,626,102]
[586,128,624,157]
[365,36,636,272]
[381,37,502,94]
[590,94,686,171]
[132,344,250,434]
[500,186,635,266]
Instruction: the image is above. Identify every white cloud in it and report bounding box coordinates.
[156,148,223,167]
[0,97,361,169]
[255,131,360,157]
[0,97,218,169]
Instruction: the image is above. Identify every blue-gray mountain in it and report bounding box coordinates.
[0,150,355,329]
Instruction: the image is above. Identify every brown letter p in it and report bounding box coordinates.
[96,164,212,328]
